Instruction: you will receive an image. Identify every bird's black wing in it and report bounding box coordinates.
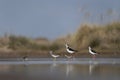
[91,49,97,53]
[68,47,77,52]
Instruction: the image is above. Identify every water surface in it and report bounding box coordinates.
[0,58,120,80]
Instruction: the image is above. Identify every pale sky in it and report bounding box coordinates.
[0,0,120,39]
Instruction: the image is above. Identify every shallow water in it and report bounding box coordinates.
[0,58,120,80]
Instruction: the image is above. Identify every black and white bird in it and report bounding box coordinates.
[23,56,28,61]
[65,43,77,58]
[65,44,77,54]
[49,51,60,60]
[88,46,97,58]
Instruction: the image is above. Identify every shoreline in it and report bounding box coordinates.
[0,50,120,58]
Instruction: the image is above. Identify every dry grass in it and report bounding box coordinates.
[0,22,120,57]
[71,22,120,52]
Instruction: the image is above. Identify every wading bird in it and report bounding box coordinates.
[23,56,28,61]
[65,54,72,59]
[49,51,60,60]
[88,46,98,58]
[65,44,77,58]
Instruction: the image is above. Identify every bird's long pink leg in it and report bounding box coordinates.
[93,55,96,59]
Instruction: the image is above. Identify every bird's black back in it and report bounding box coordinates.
[91,49,96,53]
[68,46,77,52]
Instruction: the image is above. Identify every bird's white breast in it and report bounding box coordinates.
[67,48,74,54]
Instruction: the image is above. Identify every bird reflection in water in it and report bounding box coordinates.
[89,60,98,75]
[50,61,59,73]
[65,61,74,78]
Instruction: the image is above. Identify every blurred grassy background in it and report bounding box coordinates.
[72,22,120,51]
[0,22,120,57]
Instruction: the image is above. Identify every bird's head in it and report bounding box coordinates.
[49,51,53,54]
[89,46,91,50]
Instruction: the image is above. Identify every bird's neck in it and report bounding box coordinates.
[89,47,91,51]
[50,52,53,55]
[66,44,68,48]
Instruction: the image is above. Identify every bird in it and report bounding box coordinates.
[65,43,77,58]
[65,54,72,59]
[88,46,98,58]
[49,51,60,60]
[23,56,28,61]
[65,43,77,54]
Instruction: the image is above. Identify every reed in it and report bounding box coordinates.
[72,22,120,51]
